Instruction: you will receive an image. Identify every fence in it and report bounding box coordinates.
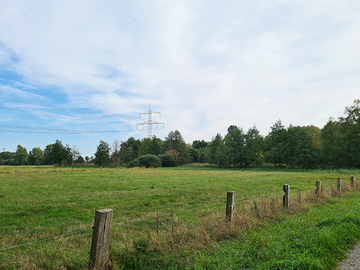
[0,176,357,269]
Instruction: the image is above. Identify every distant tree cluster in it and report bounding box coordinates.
[206,99,360,169]
[94,130,191,168]
[1,99,360,169]
[0,140,88,166]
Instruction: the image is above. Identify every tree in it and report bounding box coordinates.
[283,125,319,168]
[74,155,85,164]
[208,133,222,165]
[119,146,136,165]
[192,140,208,149]
[339,99,360,167]
[224,125,245,167]
[208,133,229,167]
[244,126,265,167]
[28,147,43,165]
[138,138,152,156]
[121,137,141,157]
[111,139,121,166]
[150,136,163,156]
[320,118,345,167]
[15,145,28,165]
[138,136,163,156]
[159,153,177,167]
[188,146,200,163]
[191,140,208,163]
[265,120,287,166]
[43,144,53,165]
[0,151,16,165]
[71,145,81,163]
[43,140,72,165]
[94,140,111,166]
[164,130,190,164]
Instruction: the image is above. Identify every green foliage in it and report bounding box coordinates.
[128,154,162,168]
[320,99,360,168]
[43,140,72,165]
[265,120,287,166]
[192,140,208,149]
[188,146,200,163]
[28,147,43,165]
[94,140,110,166]
[164,130,190,164]
[74,155,85,164]
[321,119,344,167]
[121,137,141,156]
[138,136,163,156]
[119,137,141,164]
[225,125,245,167]
[244,126,266,167]
[0,151,16,165]
[284,125,320,168]
[159,153,177,167]
[127,158,141,168]
[139,154,162,168]
[15,144,28,165]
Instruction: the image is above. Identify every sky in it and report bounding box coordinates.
[0,0,360,158]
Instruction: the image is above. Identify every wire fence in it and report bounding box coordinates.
[0,176,357,269]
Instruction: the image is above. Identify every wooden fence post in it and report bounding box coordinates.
[283,185,290,208]
[315,181,321,195]
[351,176,356,189]
[226,191,235,225]
[90,209,113,269]
[337,178,342,192]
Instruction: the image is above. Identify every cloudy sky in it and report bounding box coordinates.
[0,0,359,157]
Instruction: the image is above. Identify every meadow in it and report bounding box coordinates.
[1,165,360,269]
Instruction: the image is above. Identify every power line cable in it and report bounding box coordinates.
[0,97,139,119]
[0,125,138,134]
[0,107,137,120]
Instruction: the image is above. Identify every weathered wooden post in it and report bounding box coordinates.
[90,209,113,269]
[337,178,342,192]
[351,176,356,189]
[226,191,235,225]
[283,185,290,208]
[315,180,321,195]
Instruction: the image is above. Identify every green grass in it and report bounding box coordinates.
[0,165,359,269]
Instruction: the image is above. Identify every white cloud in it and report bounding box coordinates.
[0,0,360,147]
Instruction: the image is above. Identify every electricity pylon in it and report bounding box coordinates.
[136,104,164,138]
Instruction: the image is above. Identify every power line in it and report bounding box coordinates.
[0,97,139,119]
[0,125,137,134]
[0,107,137,120]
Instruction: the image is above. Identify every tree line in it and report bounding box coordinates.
[1,99,360,169]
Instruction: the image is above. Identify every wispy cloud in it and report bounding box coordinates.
[0,0,360,155]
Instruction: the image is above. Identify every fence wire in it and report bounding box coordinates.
[0,182,340,254]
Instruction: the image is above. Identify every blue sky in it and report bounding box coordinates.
[0,0,360,158]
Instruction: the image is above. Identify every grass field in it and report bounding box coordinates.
[1,165,360,269]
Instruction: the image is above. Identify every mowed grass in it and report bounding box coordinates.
[0,166,359,269]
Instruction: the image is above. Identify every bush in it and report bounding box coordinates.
[138,154,162,168]
[127,158,141,168]
[159,153,177,167]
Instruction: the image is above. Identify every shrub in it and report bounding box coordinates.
[159,153,177,167]
[127,158,141,168]
[138,154,162,168]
